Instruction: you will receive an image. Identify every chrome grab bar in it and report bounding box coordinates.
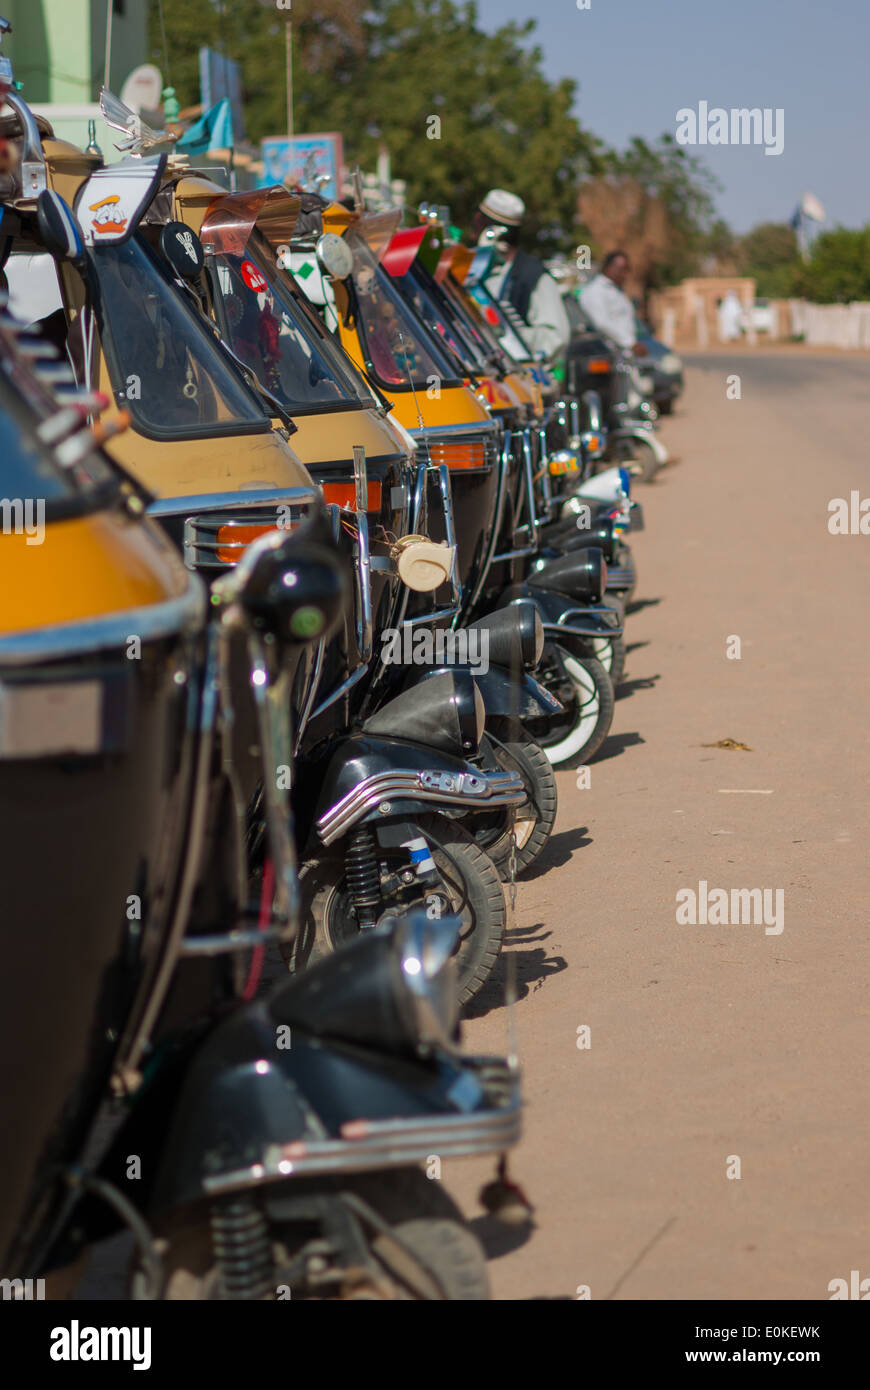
[5,91,46,198]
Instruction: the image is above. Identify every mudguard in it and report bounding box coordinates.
[540,521,619,564]
[408,662,562,720]
[612,425,669,465]
[140,939,522,1210]
[497,584,623,639]
[527,547,606,601]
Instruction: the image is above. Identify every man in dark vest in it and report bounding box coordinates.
[473,188,570,362]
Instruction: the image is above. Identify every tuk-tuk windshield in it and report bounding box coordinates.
[89,236,270,440]
[441,274,517,371]
[0,368,117,516]
[346,229,461,392]
[396,263,495,378]
[206,232,377,413]
[466,278,533,363]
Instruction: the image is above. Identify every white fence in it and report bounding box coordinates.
[788,300,870,349]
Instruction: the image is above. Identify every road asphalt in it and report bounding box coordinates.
[448,352,870,1300]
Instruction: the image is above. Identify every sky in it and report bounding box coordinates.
[474,0,869,234]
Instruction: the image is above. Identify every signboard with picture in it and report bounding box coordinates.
[260,133,344,200]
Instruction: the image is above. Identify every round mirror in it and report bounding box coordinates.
[159,221,205,280]
[315,232,353,281]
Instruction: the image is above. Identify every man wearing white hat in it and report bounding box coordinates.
[473,188,570,362]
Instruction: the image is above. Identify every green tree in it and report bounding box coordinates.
[148,0,600,253]
[791,227,870,303]
[737,222,801,297]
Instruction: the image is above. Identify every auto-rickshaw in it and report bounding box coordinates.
[0,82,531,1004]
[148,170,560,893]
[0,298,526,1296]
[377,218,621,767]
[0,290,205,1280]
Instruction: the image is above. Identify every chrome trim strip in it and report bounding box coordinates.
[463,426,511,619]
[0,578,206,666]
[5,91,46,199]
[308,662,368,721]
[317,768,525,845]
[180,926,284,956]
[556,608,623,636]
[544,621,621,640]
[407,421,498,442]
[201,1087,522,1193]
[147,486,318,519]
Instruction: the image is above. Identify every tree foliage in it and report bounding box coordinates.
[791,228,870,304]
[586,135,722,287]
[736,222,801,297]
[148,0,601,252]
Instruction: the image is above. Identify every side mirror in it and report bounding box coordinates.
[35,190,86,269]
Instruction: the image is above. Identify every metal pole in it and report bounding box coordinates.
[103,0,113,91]
[285,22,294,137]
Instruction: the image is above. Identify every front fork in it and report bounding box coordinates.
[342,820,445,930]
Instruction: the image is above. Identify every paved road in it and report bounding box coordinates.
[447,352,870,1300]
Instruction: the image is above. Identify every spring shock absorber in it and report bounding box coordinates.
[345,827,381,930]
[210,1194,273,1300]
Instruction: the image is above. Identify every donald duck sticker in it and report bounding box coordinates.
[89,195,128,236]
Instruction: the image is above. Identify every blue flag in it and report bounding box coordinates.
[177,98,234,154]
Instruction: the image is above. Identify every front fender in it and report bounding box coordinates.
[145,992,520,1211]
[471,664,563,719]
[497,584,623,638]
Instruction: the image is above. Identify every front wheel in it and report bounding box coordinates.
[290,815,506,1006]
[528,645,615,767]
[132,1169,490,1300]
[466,720,558,880]
[588,632,626,687]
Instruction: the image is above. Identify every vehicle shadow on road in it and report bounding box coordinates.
[469,1212,536,1260]
[615,673,660,700]
[463,927,568,1020]
[521,824,592,880]
[592,730,645,762]
[625,596,662,616]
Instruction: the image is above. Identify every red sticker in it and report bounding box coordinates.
[241,260,267,292]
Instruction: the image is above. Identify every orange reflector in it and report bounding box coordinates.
[588,359,611,374]
[427,439,489,471]
[549,455,579,476]
[320,480,383,511]
[215,522,279,564]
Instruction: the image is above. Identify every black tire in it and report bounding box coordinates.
[468,720,558,880]
[529,645,615,767]
[291,816,506,1006]
[350,1168,491,1300]
[657,397,674,416]
[132,1170,490,1301]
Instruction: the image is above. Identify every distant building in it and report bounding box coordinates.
[5,0,147,154]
